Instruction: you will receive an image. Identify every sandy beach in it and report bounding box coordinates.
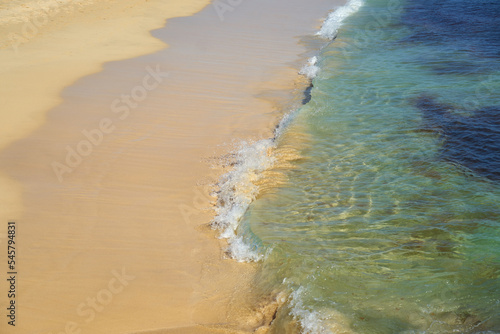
[0,0,343,333]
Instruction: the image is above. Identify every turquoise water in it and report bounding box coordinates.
[230,0,500,332]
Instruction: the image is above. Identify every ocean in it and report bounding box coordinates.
[212,0,500,333]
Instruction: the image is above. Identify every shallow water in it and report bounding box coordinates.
[225,0,500,332]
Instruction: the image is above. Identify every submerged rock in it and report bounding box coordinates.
[412,94,500,181]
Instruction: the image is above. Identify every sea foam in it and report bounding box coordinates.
[211,139,275,262]
[290,287,333,334]
[317,0,364,40]
[299,56,320,79]
[290,287,355,334]
[211,109,298,262]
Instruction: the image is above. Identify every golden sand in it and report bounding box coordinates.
[0,0,343,333]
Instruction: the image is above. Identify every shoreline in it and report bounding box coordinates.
[0,0,345,333]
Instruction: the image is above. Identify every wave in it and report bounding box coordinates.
[211,1,367,330]
[210,0,366,265]
[299,56,320,79]
[317,0,364,40]
[211,109,299,262]
[211,138,274,262]
[289,287,356,334]
[289,287,334,334]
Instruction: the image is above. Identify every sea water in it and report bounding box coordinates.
[213,0,500,332]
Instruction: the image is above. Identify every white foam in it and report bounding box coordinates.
[317,0,364,40]
[290,287,333,334]
[299,56,320,79]
[211,139,275,262]
[289,287,357,334]
[227,236,262,262]
[210,107,302,263]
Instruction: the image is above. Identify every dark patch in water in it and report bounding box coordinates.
[302,82,313,105]
[430,60,484,76]
[401,0,500,58]
[412,94,500,181]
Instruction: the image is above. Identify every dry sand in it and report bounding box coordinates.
[0,0,343,333]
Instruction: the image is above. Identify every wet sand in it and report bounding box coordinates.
[0,0,343,333]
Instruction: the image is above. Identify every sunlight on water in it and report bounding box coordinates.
[236,0,500,332]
